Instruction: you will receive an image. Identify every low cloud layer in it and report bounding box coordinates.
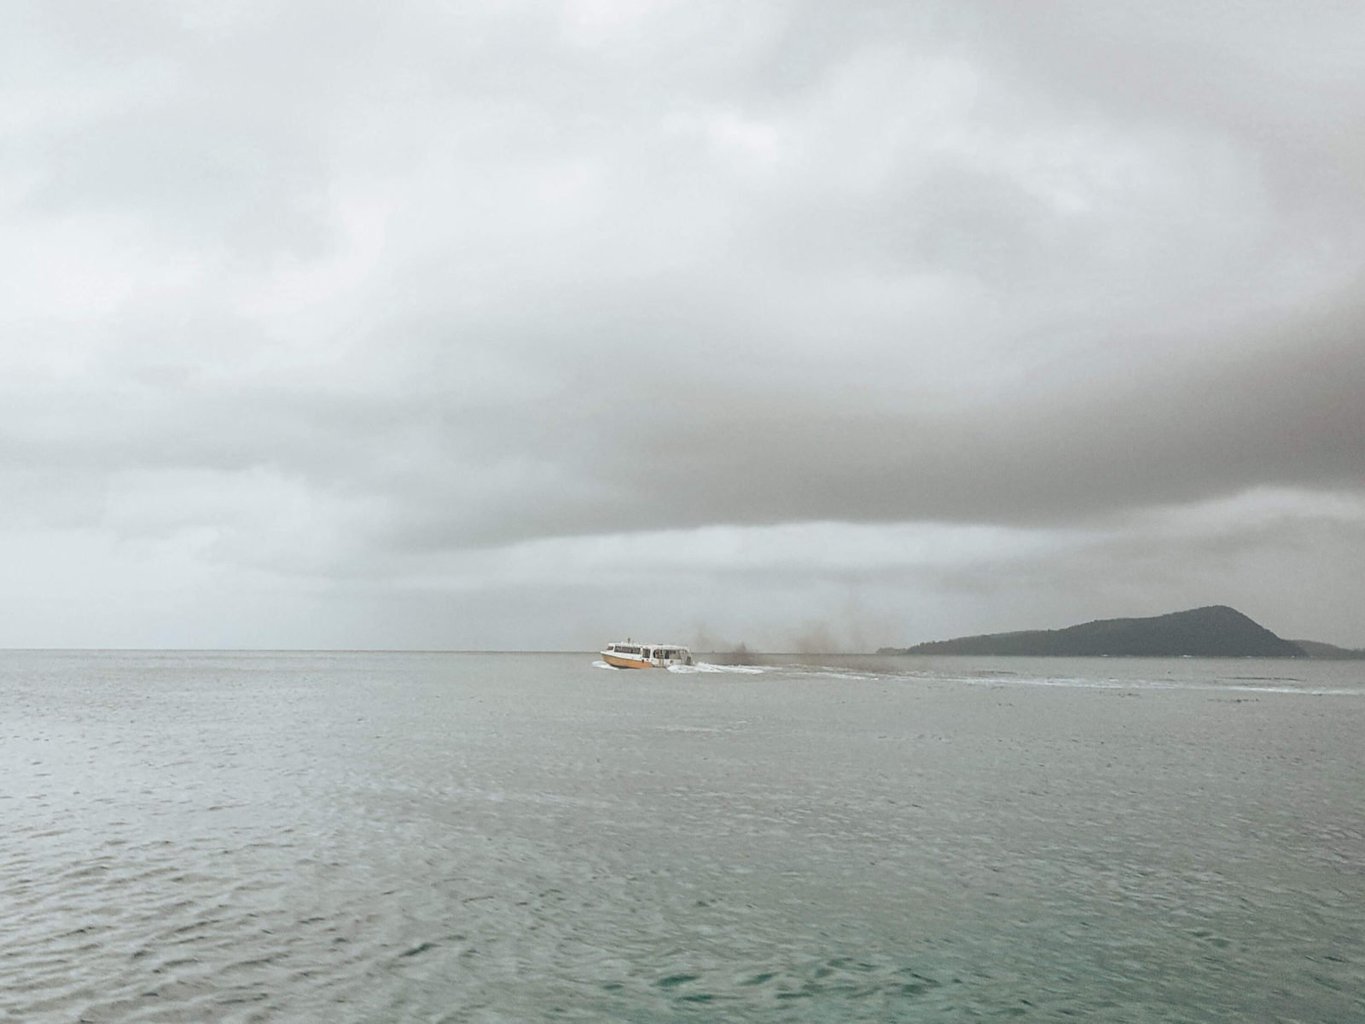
[3,1,1363,648]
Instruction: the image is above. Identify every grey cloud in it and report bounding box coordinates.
[595,301,1365,530]
[339,287,1364,551]
[6,280,1359,554]
[3,1,1365,646]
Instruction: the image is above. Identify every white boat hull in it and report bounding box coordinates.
[601,652,657,670]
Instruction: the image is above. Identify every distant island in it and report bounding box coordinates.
[1288,638,1365,660]
[878,605,1364,659]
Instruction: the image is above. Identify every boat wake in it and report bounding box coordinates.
[591,659,764,674]
[667,661,765,674]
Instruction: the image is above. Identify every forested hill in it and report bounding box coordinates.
[1289,639,1365,660]
[883,606,1308,658]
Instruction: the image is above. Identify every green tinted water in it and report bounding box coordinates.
[1,652,1360,1021]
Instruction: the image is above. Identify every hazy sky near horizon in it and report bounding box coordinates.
[3,1,1364,650]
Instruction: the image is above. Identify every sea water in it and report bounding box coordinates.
[1,651,1361,1022]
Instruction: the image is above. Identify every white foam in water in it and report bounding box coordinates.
[591,659,764,674]
[668,661,765,674]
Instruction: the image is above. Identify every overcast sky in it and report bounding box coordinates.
[3,1,1363,650]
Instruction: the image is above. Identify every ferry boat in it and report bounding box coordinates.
[600,641,693,669]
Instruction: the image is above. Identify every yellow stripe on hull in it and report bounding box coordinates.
[602,653,657,669]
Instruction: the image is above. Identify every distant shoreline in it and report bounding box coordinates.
[877,606,1364,660]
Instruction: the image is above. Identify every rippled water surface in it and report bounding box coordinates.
[2,651,1362,1022]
